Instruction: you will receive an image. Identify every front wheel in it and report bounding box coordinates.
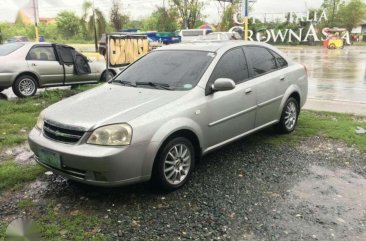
[12,75,38,98]
[153,137,195,191]
[276,97,299,134]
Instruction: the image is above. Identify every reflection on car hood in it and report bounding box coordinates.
[44,84,187,130]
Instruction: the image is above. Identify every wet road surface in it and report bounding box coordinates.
[281,46,366,115]
[1,135,366,240]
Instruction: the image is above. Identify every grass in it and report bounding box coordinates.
[0,161,44,191]
[251,110,366,152]
[37,201,107,241]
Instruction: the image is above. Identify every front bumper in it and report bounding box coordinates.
[28,128,154,186]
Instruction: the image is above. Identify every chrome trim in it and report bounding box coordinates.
[204,120,278,153]
[43,125,82,139]
[44,119,86,131]
[257,95,284,108]
[208,106,257,127]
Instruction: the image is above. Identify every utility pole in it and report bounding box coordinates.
[331,0,336,27]
[243,0,249,41]
[32,0,39,42]
[93,0,98,52]
[184,0,188,29]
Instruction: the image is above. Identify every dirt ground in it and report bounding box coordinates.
[1,135,366,240]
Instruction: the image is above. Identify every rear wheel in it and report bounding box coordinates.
[12,75,38,98]
[328,43,336,49]
[101,70,115,82]
[153,137,195,191]
[276,97,299,133]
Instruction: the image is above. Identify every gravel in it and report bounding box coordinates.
[1,135,366,240]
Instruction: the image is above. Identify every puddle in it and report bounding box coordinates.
[277,165,366,240]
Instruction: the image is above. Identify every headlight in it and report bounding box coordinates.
[36,112,44,130]
[87,124,132,146]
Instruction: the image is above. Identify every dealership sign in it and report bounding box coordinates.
[231,10,350,44]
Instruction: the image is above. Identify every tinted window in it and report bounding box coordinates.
[27,46,56,61]
[209,47,249,84]
[245,46,277,75]
[0,43,24,56]
[114,50,214,90]
[57,46,74,63]
[271,50,288,68]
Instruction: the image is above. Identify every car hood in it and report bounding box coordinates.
[43,84,188,130]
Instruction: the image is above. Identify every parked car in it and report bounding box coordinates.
[0,42,115,97]
[28,41,308,191]
[195,32,242,41]
[7,36,29,43]
[179,29,212,42]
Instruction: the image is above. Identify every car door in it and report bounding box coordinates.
[243,46,285,128]
[204,47,257,148]
[26,45,64,86]
[54,45,93,84]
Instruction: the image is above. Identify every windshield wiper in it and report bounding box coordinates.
[114,80,137,87]
[135,81,174,90]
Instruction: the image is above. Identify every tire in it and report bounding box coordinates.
[276,97,299,134]
[101,70,115,82]
[0,87,4,92]
[12,75,38,98]
[152,137,195,191]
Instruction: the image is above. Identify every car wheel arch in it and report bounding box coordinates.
[278,85,302,117]
[141,119,204,177]
[15,72,40,87]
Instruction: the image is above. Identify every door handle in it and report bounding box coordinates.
[280,75,286,81]
[31,63,37,66]
[245,88,252,94]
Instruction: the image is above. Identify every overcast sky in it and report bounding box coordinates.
[0,0,332,24]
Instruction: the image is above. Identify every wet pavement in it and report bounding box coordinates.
[1,135,366,240]
[281,46,366,115]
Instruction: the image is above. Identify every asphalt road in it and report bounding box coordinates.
[1,134,366,240]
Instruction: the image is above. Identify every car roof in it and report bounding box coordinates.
[157,41,275,53]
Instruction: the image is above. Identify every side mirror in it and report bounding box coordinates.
[212,78,235,92]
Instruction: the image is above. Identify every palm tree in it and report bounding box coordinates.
[81,0,106,51]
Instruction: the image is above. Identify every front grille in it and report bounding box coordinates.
[43,121,85,144]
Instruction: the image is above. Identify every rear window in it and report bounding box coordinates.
[0,43,24,56]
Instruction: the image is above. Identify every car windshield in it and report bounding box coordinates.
[0,43,24,56]
[114,50,215,90]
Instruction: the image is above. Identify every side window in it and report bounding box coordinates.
[209,47,249,85]
[244,46,277,76]
[270,50,288,68]
[55,46,74,64]
[27,46,56,61]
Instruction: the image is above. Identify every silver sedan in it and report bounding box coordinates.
[0,42,115,98]
[28,41,308,191]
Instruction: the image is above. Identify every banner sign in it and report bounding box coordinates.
[108,34,150,67]
[231,10,351,44]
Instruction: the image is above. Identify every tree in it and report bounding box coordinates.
[321,0,345,27]
[170,0,204,29]
[56,11,81,38]
[81,0,107,38]
[337,0,366,32]
[110,0,129,31]
[219,1,239,31]
[143,7,178,32]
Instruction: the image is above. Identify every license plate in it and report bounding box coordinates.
[39,149,61,169]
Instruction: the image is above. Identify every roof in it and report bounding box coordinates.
[157,41,273,53]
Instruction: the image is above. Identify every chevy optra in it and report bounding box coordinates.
[28,41,308,190]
